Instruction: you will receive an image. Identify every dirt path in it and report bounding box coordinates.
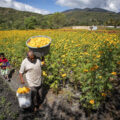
[0,77,19,120]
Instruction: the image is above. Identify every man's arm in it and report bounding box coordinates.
[19,60,25,84]
[19,73,25,84]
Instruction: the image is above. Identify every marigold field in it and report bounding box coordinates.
[0,29,120,109]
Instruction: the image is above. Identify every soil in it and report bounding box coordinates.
[0,69,120,120]
[0,77,19,120]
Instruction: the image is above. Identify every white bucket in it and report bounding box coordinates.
[16,91,31,108]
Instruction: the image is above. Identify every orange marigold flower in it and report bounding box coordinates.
[117,62,120,65]
[90,67,95,71]
[89,99,94,104]
[90,65,99,71]
[101,93,107,97]
[99,51,103,54]
[94,65,99,69]
[111,72,117,75]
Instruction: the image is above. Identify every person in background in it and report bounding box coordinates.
[0,53,10,80]
[19,50,45,112]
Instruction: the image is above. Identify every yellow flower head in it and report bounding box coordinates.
[96,55,101,58]
[41,61,45,65]
[84,69,88,72]
[43,71,47,76]
[98,76,102,79]
[61,74,67,78]
[72,64,76,67]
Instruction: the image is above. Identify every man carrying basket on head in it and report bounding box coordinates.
[19,50,45,112]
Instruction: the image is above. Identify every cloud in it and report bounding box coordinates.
[56,0,120,12]
[0,0,50,14]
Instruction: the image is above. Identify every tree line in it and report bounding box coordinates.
[0,12,120,30]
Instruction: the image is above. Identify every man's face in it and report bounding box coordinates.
[29,54,35,62]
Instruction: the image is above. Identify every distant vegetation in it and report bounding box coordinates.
[0,7,120,30]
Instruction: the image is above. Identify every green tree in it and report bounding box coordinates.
[67,18,78,26]
[40,16,52,29]
[24,16,37,29]
[50,12,66,29]
[112,19,120,28]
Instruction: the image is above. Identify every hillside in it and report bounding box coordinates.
[63,8,120,25]
[0,7,43,29]
[0,7,120,29]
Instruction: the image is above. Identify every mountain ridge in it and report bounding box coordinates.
[63,8,114,13]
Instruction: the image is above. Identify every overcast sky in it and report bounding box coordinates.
[0,0,120,14]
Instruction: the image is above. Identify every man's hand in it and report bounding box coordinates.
[19,73,25,84]
[21,80,25,84]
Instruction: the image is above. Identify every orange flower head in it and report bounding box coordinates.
[89,99,94,104]
[111,72,117,75]
[102,93,107,97]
